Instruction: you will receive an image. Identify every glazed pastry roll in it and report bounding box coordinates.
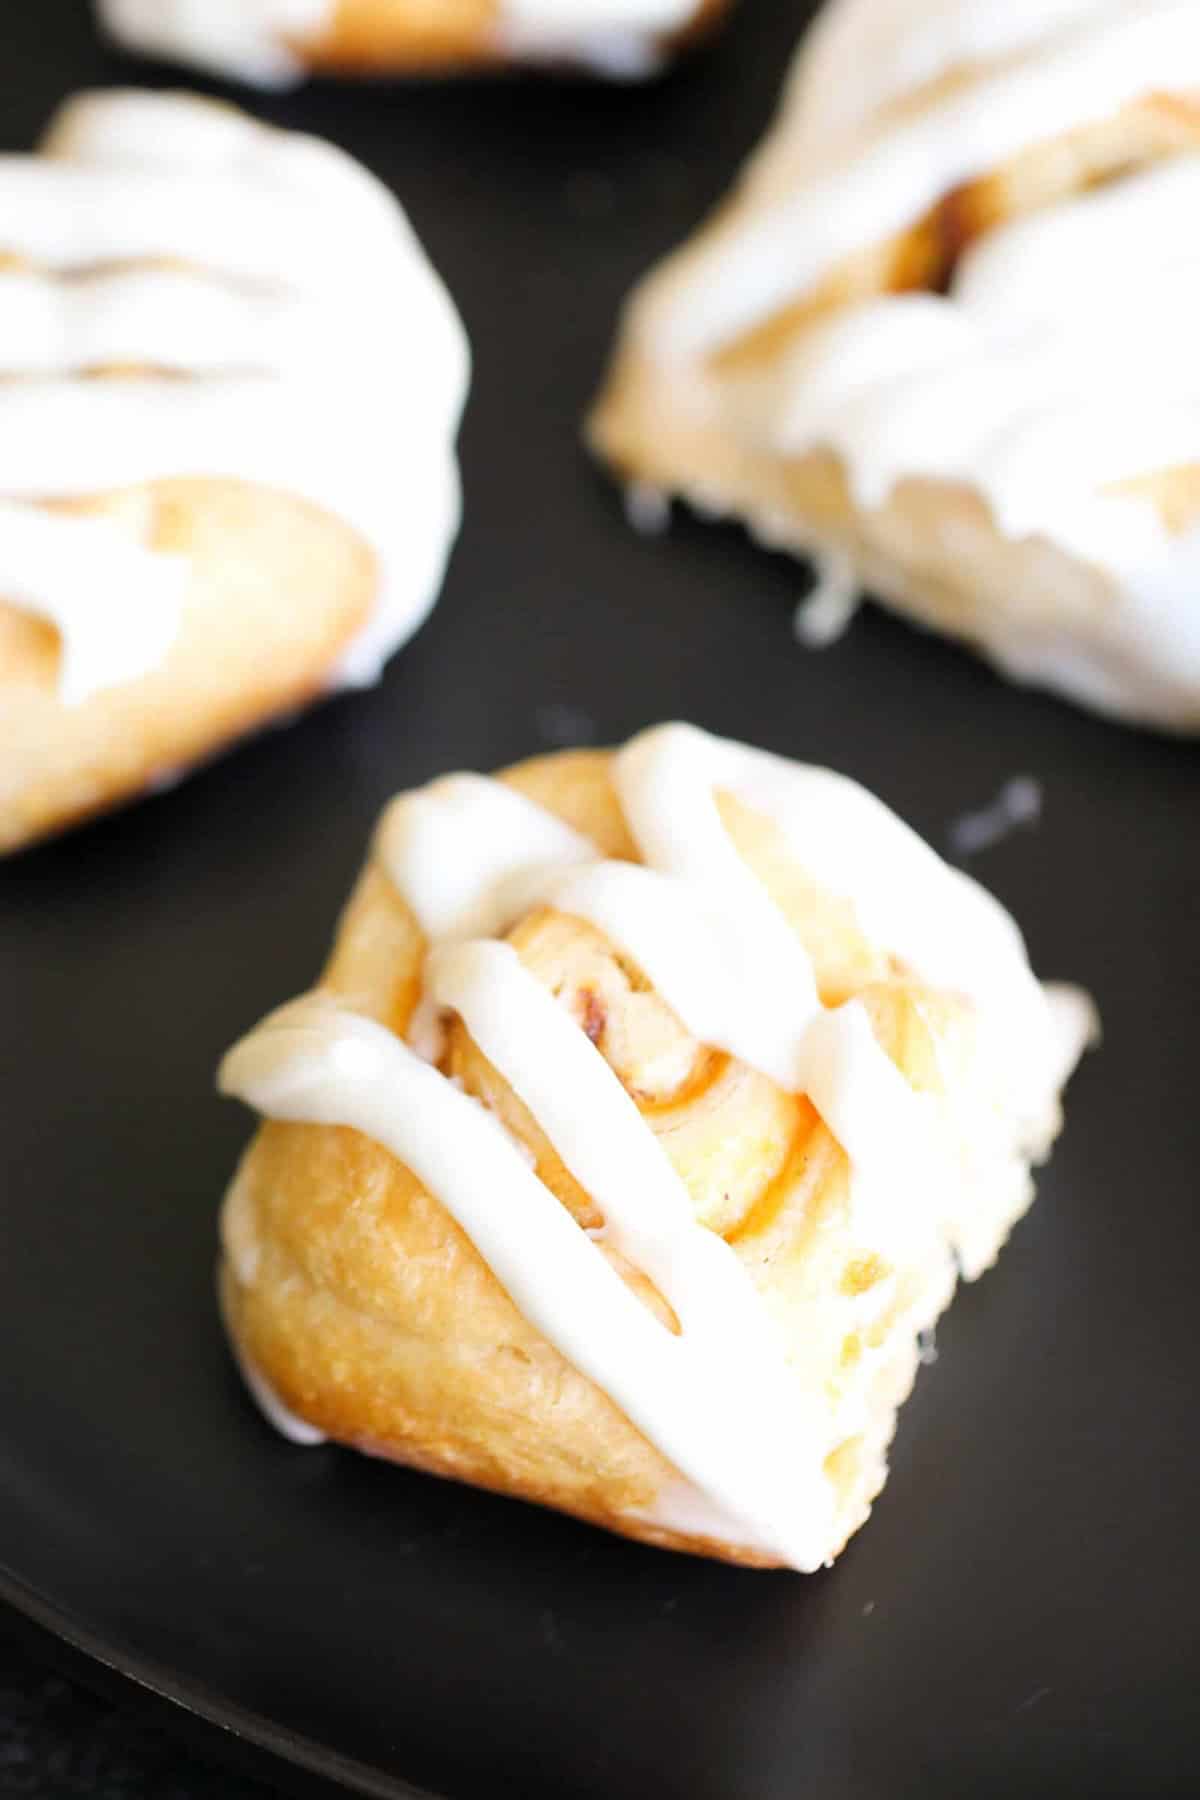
[0,91,468,854]
[96,0,729,83]
[591,0,1200,729]
[218,722,1093,1570]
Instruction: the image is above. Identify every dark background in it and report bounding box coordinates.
[2,2,1198,1796]
[0,1621,271,1797]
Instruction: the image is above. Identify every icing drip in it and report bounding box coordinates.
[222,725,1087,1565]
[495,0,696,76]
[219,1276,328,1447]
[0,91,468,703]
[794,550,860,647]
[0,501,186,705]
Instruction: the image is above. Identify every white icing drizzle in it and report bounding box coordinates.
[1,91,468,703]
[377,774,597,944]
[614,726,1051,1110]
[99,0,698,84]
[0,501,186,704]
[646,1,1200,360]
[621,0,1200,723]
[494,0,696,77]
[99,0,331,87]
[221,725,1087,1565]
[785,0,1121,153]
[755,154,1200,715]
[0,269,328,377]
[765,170,1200,569]
[221,993,825,1562]
[514,870,938,1243]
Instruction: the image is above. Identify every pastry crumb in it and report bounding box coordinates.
[949,777,1042,858]
[624,481,672,536]
[793,550,861,647]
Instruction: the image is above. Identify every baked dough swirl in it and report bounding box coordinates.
[591,0,1200,729]
[0,91,468,853]
[218,723,1092,1569]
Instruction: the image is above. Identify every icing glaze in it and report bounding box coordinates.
[221,725,1088,1566]
[785,0,1123,152]
[644,1,1200,359]
[495,0,696,76]
[764,165,1200,563]
[377,774,597,943]
[755,153,1200,717]
[614,0,1200,723]
[0,501,186,705]
[221,993,823,1561]
[1,91,468,703]
[99,0,330,86]
[99,0,699,84]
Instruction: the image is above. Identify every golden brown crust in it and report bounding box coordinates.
[220,747,984,1566]
[299,0,730,73]
[0,479,375,855]
[303,0,499,70]
[591,360,1200,678]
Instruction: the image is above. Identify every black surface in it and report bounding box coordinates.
[3,3,1199,1797]
[0,1620,276,1799]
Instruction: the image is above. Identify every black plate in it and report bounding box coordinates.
[3,4,1199,1796]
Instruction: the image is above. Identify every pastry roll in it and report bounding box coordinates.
[96,0,729,83]
[591,0,1200,730]
[0,91,468,855]
[218,722,1092,1570]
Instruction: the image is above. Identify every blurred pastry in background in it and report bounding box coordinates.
[591,0,1200,731]
[0,90,468,855]
[218,721,1092,1569]
[96,0,729,84]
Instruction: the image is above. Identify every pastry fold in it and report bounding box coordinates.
[218,724,1091,1569]
[0,91,468,854]
[590,0,1200,729]
[97,0,730,84]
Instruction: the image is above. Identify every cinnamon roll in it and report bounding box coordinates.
[0,91,468,854]
[591,0,1200,730]
[218,723,1093,1569]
